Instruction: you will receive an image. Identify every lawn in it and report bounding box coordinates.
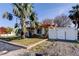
[11,38,43,46]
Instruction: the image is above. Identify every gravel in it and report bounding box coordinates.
[37,41,79,56]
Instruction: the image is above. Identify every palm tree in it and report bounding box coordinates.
[29,12,38,28]
[3,11,13,21]
[69,4,79,28]
[3,3,37,38]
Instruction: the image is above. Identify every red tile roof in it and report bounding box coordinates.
[0,27,7,34]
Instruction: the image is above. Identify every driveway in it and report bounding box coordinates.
[0,41,27,56]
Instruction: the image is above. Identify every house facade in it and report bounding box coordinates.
[25,19,57,38]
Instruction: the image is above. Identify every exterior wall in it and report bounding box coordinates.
[48,27,78,40]
[34,29,37,35]
[42,28,45,35]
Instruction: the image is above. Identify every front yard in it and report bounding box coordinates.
[1,37,79,56]
[0,38,48,56]
[11,38,44,46]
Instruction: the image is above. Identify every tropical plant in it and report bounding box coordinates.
[3,12,13,20]
[3,3,37,38]
[69,4,79,28]
[29,12,38,28]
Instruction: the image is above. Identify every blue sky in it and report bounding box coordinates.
[0,3,77,27]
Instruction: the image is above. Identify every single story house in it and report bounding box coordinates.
[24,19,57,38]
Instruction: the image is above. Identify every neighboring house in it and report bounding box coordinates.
[0,27,7,34]
[0,27,16,37]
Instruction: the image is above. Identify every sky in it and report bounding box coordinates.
[0,3,77,27]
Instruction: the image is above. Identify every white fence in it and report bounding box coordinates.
[48,27,78,40]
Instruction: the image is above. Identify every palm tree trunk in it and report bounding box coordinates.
[22,18,27,38]
[20,19,23,38]
[20,18,27,39]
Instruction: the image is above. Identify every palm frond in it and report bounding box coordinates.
[3,11,13,20]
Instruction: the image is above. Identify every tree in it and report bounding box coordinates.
[3,3,37,38]
[29,12,37,28]
[3,12,13,21]
[69,4,79,28]
[54,15,74,27]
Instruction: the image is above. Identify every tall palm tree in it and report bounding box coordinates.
[29,12,38,28]
[69,4,79,28]
[3,3,37,38]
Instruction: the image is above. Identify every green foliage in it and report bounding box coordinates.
[2,3,38,38]
[3,12,13,20]
[69,4,79,28]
